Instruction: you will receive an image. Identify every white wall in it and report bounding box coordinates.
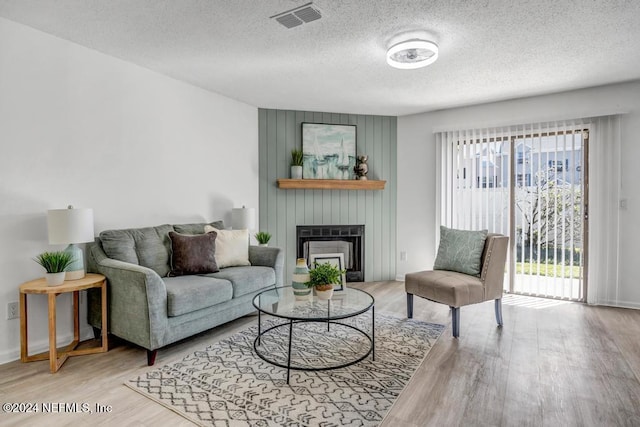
[397,81,640,308]
[0,18,258,363]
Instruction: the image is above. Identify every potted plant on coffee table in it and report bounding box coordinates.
[308,261,345,300]
[33,251,74,286]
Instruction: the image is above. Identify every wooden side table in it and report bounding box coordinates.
[19,273,108,373]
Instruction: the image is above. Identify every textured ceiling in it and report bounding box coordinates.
[1,0,639,116]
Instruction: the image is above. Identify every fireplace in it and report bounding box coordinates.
[296,225,364,282]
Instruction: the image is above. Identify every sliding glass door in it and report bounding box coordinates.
[438,126,588,301]
[511,131,587,300]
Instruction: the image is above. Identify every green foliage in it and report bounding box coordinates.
[33,251,74,273]
[308,261,345,288]
[291,149,304,166]
[515,262,581,278]
[515,171,583,249]
[254,231,272,244]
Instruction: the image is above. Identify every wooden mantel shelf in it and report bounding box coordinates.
[277,179,386,190]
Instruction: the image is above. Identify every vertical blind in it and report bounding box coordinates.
[437,127,511,234]
[436,121,589,300]
[587,115,622,305]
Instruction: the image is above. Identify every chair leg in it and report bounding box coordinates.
[407,293,414,319]
[495,298,503,327]
[451,306,460,338]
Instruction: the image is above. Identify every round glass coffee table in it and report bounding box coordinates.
[252,286,375,384]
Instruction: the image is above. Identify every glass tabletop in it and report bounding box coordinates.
[253,286,374,321]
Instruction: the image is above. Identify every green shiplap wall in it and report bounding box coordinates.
[258,109,397,284]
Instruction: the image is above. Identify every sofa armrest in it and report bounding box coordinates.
[87,241,168,350]
[249,245,284,287]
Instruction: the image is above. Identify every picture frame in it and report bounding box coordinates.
[309,252,346,291]
[302,123,356,180]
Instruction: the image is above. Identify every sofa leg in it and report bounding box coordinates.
[92,327,101,340]
[451,306,460,338]
[407,293,414,319]
[147,350,158,366]
[495,298,503,327]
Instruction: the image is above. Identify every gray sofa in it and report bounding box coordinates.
[86,221,283,365]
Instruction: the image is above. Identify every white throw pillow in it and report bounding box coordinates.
[204,226,251,268]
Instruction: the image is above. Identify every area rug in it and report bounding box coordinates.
[126,313,444,426]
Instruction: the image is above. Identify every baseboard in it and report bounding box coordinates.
[395,274,405,282]
[0,326,95,365]
[590,299,640,310]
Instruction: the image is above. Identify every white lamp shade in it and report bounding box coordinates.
[47,207,95,244]
[231,207,256,230]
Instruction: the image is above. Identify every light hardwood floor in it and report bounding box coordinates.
[1,281,639,426]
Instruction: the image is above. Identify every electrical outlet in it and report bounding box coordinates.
[620,198,628,210]
[400,251,407,261]
[7,302,19,320]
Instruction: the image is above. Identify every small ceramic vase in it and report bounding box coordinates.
[354,155,369,180]
[292,258,311,300]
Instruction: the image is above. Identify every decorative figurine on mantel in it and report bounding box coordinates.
[354,155,369,180]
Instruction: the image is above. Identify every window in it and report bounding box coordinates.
[548,159,566,172]
[478,176,495,188]
[517,173,531,186]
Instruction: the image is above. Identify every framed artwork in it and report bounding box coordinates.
[309,252,346,291]
[302,123,356,180]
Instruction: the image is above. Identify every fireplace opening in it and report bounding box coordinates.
[296,225,364,282]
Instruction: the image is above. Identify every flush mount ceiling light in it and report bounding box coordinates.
[386,39,439,69]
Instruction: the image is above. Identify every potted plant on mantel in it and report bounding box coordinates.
[291,149,303,179]
[308,261,345,300]
[254,231,272,246]
[33,251,74,286]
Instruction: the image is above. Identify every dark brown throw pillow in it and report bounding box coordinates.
[168,231,218,276]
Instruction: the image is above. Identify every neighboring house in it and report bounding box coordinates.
[458,136,583,189]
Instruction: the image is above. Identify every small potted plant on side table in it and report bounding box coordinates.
[33,251,74,286]
[254,231,272,246]
[308,261,345,300]
[291,149,303,179]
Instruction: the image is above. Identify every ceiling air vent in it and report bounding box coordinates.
[271,2,322,29]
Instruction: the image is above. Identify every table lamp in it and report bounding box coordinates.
[232,206,256,245]
[47,205,95,280]
[231,206,256,231]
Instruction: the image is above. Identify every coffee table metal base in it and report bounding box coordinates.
[254,311,375,384]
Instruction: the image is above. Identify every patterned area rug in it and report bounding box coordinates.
[126,313,444,426]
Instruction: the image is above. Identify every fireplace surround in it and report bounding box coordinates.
[296,225,364,282]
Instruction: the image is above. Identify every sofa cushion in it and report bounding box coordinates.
[208,266,275,298]
[173,221,224,235]
[163,275,233,317]
[168,231,218,276]
[433,226,488,277]
[100,225,173,277]
[204,226,251,268]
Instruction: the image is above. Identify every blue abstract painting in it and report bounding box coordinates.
[302,123,356,180]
